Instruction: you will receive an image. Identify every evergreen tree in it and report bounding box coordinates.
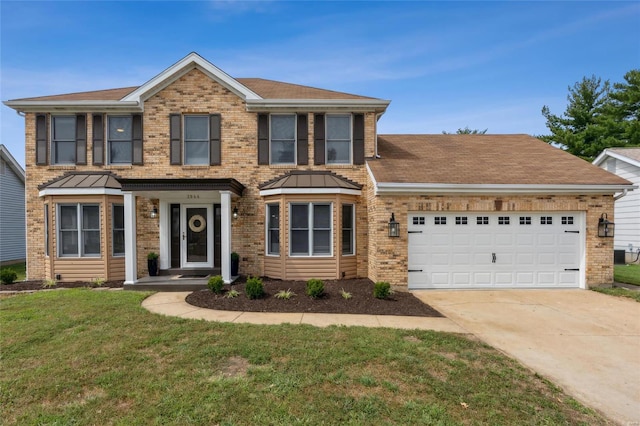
[442,126,488,135]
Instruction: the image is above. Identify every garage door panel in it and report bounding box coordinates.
[408,212,583,289]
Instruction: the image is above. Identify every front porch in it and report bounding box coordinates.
[124,267,240,291]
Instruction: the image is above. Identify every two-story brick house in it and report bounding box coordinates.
[4,53,635,290]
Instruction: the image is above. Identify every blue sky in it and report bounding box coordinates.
[2,1,639,167]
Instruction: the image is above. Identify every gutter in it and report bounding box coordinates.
[614,189,629,200]
[3,100,142,113]
[372,182,638,196]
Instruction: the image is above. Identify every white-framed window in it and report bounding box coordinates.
[326,114,352,164]
[290,203,332,256]
[107,116,133,164]
[184,115,209,165]
[51,115,76,164]
[266,203,280,255]
[342,204,355,255]
[58,204,100,257]
[112,204,125,257]
[270,114,296,165]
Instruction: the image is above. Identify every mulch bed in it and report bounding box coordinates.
[186,278,442,317]
[1,280,124,291]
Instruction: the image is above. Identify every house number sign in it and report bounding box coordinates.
[187,194,200,199]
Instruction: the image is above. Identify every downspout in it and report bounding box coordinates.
[614,189,628,200]
[16,111,26,117]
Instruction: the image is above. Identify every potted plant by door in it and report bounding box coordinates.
[231,252,240,276]
[147,252,159,276]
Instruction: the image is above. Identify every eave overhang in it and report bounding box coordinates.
[246,98,390,113]
[373,182,638,196]
[593,149,640,169]
[119,178,245,196]
[3,100,141,113]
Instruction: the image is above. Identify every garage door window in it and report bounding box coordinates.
[519,216,531,225]
[498,216,510,225]
[541,216,553,225]
[434,217,446,225]
[562,216,574,225]
[455,216,468,225]
[413,216,425,225]
[477,216,489,225]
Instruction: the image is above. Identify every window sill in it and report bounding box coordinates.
[47,165,76,171]
[181,165,210,170]
[104,165,133,170]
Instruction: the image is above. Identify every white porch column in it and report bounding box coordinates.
[159,200,170,270]
[124,191,137,284]
[221,190,232,283]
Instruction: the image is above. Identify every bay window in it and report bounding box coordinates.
[267,204,280,255]
[112,204,125,256]
[290,203,332,256]
[58,204,100,257]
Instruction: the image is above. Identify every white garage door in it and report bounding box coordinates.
[408,212,584,289]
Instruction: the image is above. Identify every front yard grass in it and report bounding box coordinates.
[614,263,640,285]
[592,287,640,302]
[1,289,608,425]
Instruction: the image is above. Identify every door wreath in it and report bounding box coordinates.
[188,214,206,232]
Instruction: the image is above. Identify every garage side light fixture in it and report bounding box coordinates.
[388,213,400,237]
[150,207,158,219]
[233,206,239,220]
[598,213,614,237]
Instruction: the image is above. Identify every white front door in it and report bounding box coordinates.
[181,204,214,268]
[408,212,584,289]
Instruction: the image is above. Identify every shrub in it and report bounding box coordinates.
[207,275,224,294]
[274,289,295,300]
[340,288,352,299]
[226,289,240,298]
[42,279,57,289]
[92,277,105,287]
[245,276,264,299]
[147,252,159,260]
[374,281,391,299]
[306,279,324,299]
[231,252,240,262]
[0,268,17,284]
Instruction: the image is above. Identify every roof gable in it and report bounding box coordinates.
[122,52,262,103]
[0,144,25,183]
[593,147,640,169]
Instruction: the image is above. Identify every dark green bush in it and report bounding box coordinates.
[207,275,224,294]
[245,276,264,299]
[0,268,17,285]
[373,281,391,299]
[306,279,324,299]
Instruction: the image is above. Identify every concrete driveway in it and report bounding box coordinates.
[412,289,640,425]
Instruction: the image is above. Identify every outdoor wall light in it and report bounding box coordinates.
[388,213,400,237]
[598,213,614,237]
[233,206,239,220]
[150,207,158,219]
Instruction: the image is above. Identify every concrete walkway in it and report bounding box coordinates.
[413,289,640,425]
[141,291,465,332]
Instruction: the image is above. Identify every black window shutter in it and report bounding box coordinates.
[75,114,87,165]
[297,113,308,165]
[132,114,143,165]
[210,114,221,166]
[92,114,104,165]
[257,114,269,165]
[35,114,48,165]
[353,113,365,165]
[170,114,181,165]
[314,114,325,165]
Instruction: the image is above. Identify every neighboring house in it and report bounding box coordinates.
[3,52,635,289]
[0,144,26,266]
[593,148,640,263]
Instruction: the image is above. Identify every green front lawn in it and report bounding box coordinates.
[0,290,606,425]
[614,264,640,285]
[593,287,640,302]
